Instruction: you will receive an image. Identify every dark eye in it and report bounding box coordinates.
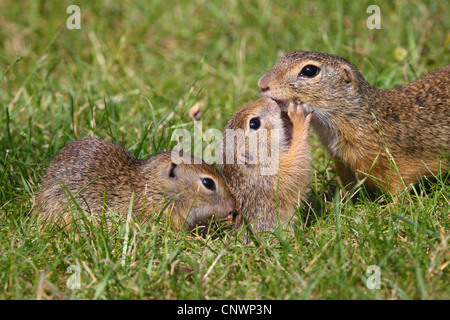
[299,65,320,78]
[202,178,216,191]
[249,117,261,130]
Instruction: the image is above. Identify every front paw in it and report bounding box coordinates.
[288,100,311,130]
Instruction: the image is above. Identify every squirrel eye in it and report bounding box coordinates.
[299,65,320,78]
[249,117,261,130]
[201,178,216,191]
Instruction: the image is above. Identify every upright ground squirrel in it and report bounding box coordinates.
[220,97,312,239]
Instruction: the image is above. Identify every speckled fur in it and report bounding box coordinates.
[259,51,449,193]
[36,139,235,230]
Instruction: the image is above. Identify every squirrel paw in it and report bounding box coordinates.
[288,100,312,131]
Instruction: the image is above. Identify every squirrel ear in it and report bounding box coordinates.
[168,162,178,180]
[340,65,357,89]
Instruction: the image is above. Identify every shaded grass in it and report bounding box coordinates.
[1,0,449,299]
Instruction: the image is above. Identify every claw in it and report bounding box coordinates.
[288,100,304,122]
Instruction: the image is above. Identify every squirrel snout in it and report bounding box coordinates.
[218,202,235,220]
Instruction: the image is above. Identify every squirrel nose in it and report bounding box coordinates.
[218,202,235,220]
[226,200,236,216]
[226,202,235,216]
[258,75,270,92]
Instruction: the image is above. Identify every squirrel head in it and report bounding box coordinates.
[153,152,235,230]
[258,51,369,110]
[220,97,291,181]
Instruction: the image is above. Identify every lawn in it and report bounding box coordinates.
[0,0,448,300]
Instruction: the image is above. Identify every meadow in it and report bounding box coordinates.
[0,0,448,300]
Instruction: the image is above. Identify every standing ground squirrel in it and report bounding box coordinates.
[220,97,312,238]
[258,51,449,194]
[36,139,235,230]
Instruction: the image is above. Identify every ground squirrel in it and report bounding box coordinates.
[258,50,449,194]
[36,139,235,230]
[220,97,312,238]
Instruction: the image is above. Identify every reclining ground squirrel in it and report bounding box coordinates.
[36,139,235,230]
[258,50,449,195]
[220,97,312,238]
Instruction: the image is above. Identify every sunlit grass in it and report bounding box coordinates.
[0,0,448,299]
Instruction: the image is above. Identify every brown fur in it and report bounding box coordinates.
[258,51,449,194]
[36,139,235,230]
[220,97,312,237]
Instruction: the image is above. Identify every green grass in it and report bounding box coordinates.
[1,0,449,300]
